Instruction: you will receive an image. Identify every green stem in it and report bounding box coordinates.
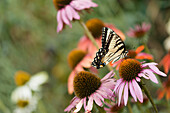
[127,101,133,113]
[0,99,10,113]
[79,19,99,49]
[79,19,119,79]
[140,80,158,113]
[143,42,151,54]
[95,103,106,113]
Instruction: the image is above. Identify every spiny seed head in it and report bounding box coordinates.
[67,49,86,70]
[17,100,29,108]
[86,18,105,38]
[73,71,101,99]
[119,59,142,81]
[15,71,30,86]
[127,50,137,58]
[134,30,145,38]
[53,0,72,10]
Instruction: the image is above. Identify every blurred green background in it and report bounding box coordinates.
[0,0,170,113]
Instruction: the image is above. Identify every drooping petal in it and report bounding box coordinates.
[118,81,125,106]
[65,5,73,21]
[138,73,149,79]
[64,97,80,112]
[69,6,80,20]
[136,77,141,82]
[132,79,143,103]
[57,11,63,32]
[96,90,108,99]
[141,62,158,68]
[101,70,114,81]
[129,81,137,102]
[149,65,167,77]
[74,99,84,112]
[93,93,103,106]
[123,82,129,106]
[95,92,104,102]
[61,8,71,26]
[83,97,87,109]
[114,78,123,92]
[86,96,94,112]
[143,69,158,84]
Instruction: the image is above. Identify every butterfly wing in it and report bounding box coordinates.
[92,27,128,69]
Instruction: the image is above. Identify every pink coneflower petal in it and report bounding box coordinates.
[101,70,114,81]
[64,97,80,111]
[123,82,129,106]
[69,6,80,20]
[95,92,104,102]
[84,97,87,109]
[142,62,158,68]
[86,96,93,111]
[129,81,137,102]
[57,11,63,32]
[74,99,84,112]
[143,69,158,83]
[114,78,123,92]
[101,87,113,96]
[118,82,125,106]
[61,9,72,27]
[136,77,141,82]
[138,73,149,79]
[65,5,73,21]
[132,79,143,103]
[96,90,108,99]
[149,65,167,77]
[93,94,103,106]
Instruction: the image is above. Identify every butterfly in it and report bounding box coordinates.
[92,27,128,69]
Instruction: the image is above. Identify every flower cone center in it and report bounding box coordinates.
[68,49,86,70]
[15,71,30,86]
[134,30,145,38]
[53,0,72,10]
[119,59,142,81]
[127,50,137,58]
[73,71,101,99]
[17,100,29,108]
[86,18,105,38]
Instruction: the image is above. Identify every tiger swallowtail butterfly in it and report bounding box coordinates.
[92,27,128,69]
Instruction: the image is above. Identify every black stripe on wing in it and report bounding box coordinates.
[101,27,108,48]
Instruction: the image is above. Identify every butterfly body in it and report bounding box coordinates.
[92,27,128,69]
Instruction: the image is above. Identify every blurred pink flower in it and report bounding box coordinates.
[127,23,151,38]
[157,75,170,100]
[67,49,95,94]
[113,59,166,106]
[53,0,98,32]
[65,71,116,112]
[159,53,170,74]
[111,45,153,70]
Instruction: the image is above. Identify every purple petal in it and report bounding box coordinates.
[100,87,113,97]
[132,79,143,103]
[61,8,70,25]
[101,70,114,81]
[118,82,125,106]
[114,78,123,92]
[124,82,129,106]
[143,69,158,83]
[69,5,80,20]
[101,79,116,89]
[149,65,167,77]
[83,97,86,109]
[56,11,63,32]
[136,77,141,82]
[86,96,93,112]
[65,5,73,21]
[74,99,84,112]
[142,62,158,68]
[93,93,103,106]
[138,73,149,79]
[96,90,108,99]
[95,92,104,102]
[129,81,137,102]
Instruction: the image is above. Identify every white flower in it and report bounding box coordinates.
[27,71,48,91]
[11,86,38,113]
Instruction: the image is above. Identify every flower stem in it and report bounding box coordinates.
[140,80,158,113]
[79,19,99,49]
[79,19,118,79]
[143,42,151,54]
[127,101,133,113]
[0,99,10,113]
[95,103,106,113]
